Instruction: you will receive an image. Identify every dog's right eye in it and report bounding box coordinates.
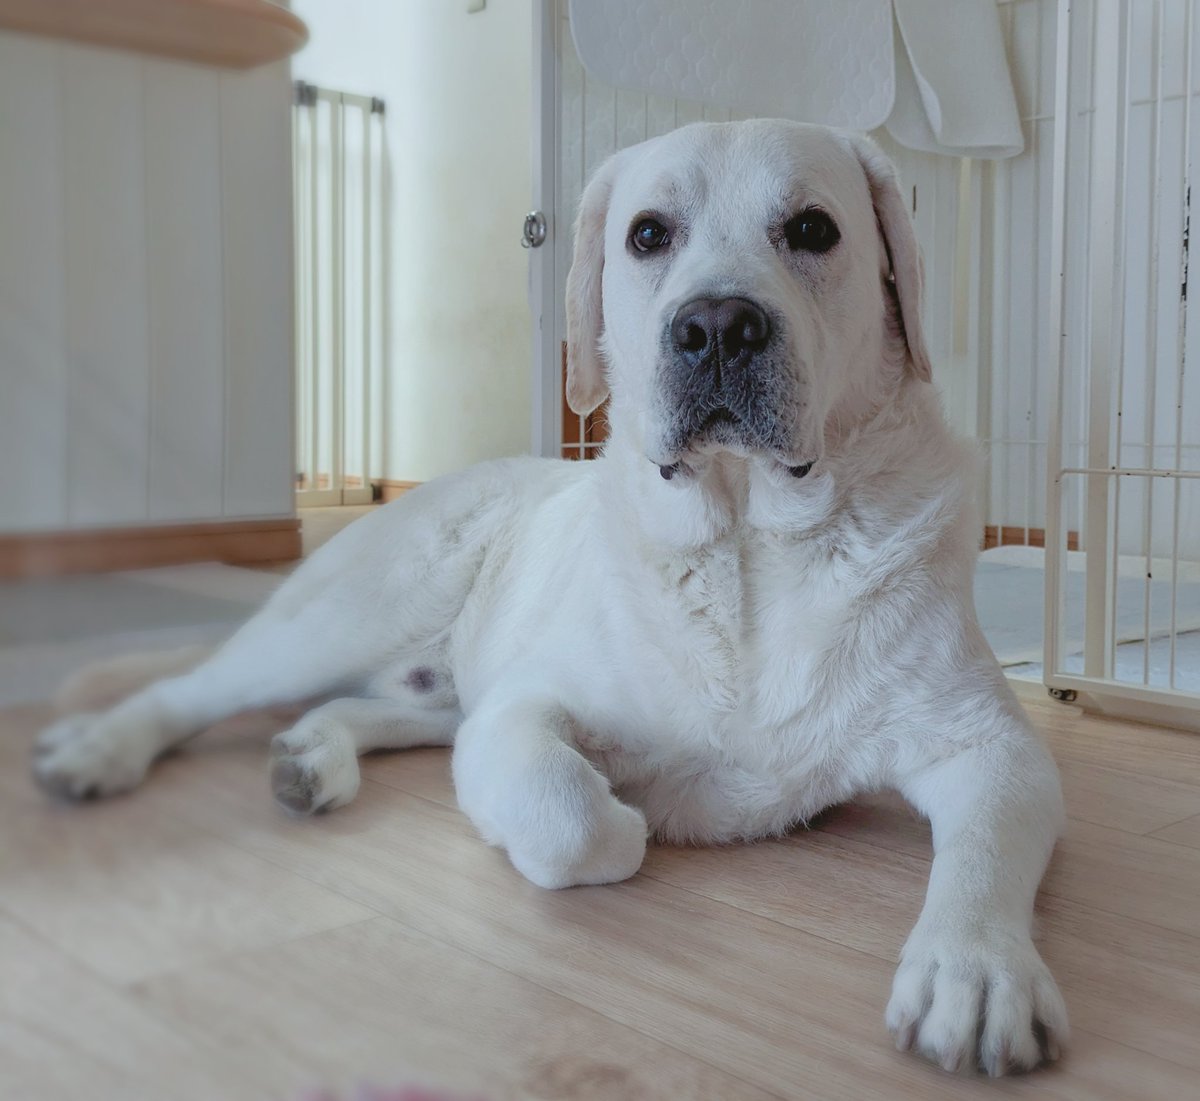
[783,209,839,253]
[631,217,670,253]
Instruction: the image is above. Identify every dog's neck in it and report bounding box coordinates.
[600,377,970,554]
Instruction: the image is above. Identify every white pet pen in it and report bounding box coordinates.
[1042,0,1200,724]
[531,0,1200,730]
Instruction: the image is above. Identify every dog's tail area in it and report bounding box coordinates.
[55,643,217,715]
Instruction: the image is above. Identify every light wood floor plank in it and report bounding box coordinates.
[640,822,1200,1070]
[1023,695,1200,786]
[808,770,1200,940]
[1055,757,1200,834]
[1150,812,1200,848]
[92,747,989,1099]
[132,754,1198,1099]
[1036,895,1200,1069]
[1044,819,1200,938]
[137,914,780,1101]
[1,709,374,985]
[5,692,1200,1098]
[0,913,276,1101]
[640,826,924,961]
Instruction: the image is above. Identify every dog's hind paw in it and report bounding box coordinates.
[33,713,154,800]
[269,722,360,815]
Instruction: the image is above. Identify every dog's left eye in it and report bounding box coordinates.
[783,209,840,253]
[631,217,670,253]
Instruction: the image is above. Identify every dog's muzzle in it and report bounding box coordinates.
[658,296,809,473]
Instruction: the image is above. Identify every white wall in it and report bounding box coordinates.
[0,32,295,534]
[292,0,533,484]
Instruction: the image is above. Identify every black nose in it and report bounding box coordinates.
[670,297,771,365]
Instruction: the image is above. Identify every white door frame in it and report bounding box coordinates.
[530,0,562,459]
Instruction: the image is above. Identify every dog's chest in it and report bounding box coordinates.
[644,535,854,724]
[576,536,867,841]
[652,542,743,711]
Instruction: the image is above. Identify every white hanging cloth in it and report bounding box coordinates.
[568,0,1024,159]
[886,0,1024,158]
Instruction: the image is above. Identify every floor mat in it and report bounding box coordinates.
[975,559,1200,666]
[0,564,278,707]
[0,575,256,647]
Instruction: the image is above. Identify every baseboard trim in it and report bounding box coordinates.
[983,525,1080,552]
[0,518,302,579]
[375,480,421,504]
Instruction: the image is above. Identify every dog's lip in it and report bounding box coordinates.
[649,430,819,479]
[696,407,740,432]
[770,452,820,479]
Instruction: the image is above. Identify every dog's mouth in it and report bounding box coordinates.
[656,455,816,481]
[697,407,740,433]
[656,399,817,482]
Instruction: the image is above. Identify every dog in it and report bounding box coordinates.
[33,120,1067,1077]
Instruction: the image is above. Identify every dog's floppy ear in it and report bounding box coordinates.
[848,136,933,383]
[565,156,620,415]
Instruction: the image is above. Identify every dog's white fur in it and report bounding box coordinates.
[34,121,1067,1076]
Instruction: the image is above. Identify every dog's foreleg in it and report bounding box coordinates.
[451,695,647,889]
[886,727,1069,1076]
[269,697,459,814]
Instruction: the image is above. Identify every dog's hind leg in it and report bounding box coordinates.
[33,463,511,802]
[269,697,459,814]
[32,599,392,801]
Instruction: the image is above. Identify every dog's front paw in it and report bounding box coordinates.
[886,921,1068,1076]
[33,713,154,800]
[509,800,648,889]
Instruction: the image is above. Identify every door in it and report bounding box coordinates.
[528,0,560,459]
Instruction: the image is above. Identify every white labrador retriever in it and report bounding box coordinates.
[34,121,1067,1077]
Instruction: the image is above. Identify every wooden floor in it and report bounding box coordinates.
[2,685,1199,1101]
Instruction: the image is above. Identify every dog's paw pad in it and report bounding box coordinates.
[270,756,322,813]
[269,729,359,816]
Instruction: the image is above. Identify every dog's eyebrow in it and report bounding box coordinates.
[640,176,686,208]
[644,168,710,213]
[780,187,847,223]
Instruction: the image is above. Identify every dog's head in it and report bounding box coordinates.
[566,121,930,479]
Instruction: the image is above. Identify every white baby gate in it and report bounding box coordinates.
[292,81,386,506]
